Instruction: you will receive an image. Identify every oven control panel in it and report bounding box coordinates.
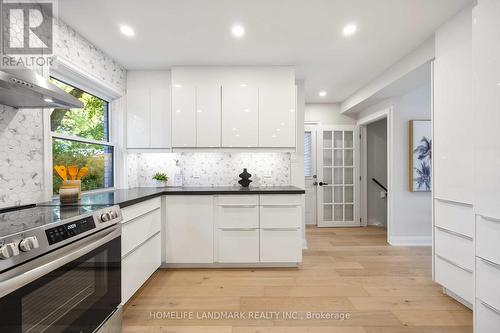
[45,216,96,245]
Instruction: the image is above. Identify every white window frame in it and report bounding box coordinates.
[47,73,117,197]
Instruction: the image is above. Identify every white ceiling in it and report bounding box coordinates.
[58,0,471,103]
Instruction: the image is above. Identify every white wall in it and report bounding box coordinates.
[367,119,387,227]
[390,84,432,243]
[357,82,432,244]
[305,103,355,125]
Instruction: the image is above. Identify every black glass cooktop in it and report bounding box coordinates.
[0,204,112,238]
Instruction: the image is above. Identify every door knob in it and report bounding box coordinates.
[313,181,318,186]
[319,182,328,186]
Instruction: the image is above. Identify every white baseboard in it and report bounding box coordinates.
[389,236,432,246]
[302,238,308,249]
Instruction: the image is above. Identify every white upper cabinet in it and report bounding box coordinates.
[259,85,296,147]
[196,85,221,147]
[150,87,171,148]
[473,0,500,218]
[126,87,150,148]
[126,71,171,149]
[171,85,196,147]
[222,84,259,147]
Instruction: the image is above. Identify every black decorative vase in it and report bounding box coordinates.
[238,168,252,187]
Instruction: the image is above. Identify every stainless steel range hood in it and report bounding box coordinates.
[0,69,84,109]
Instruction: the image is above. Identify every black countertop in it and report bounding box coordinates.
[40,186,305,208]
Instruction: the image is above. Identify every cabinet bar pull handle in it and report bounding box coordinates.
[480,301,500,316]
[479,257,500,270]
[478,214,500,223]
[435,226,473,241]
[435,254,473,273]
[219,205,257,208]
[219,228,258,231]
[262,204,300,208]
[262,227,299,231]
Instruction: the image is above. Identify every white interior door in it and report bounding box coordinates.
[304,125,317,225]
[317,125,360,227]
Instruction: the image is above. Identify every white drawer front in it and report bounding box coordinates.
[477,215,500,265]
[477,258,500,312]
[260,229,301,263]
[121,197,161,222]
[122,208,161,257]
[122,233,161,304]
[217,205,259,228]
[434,227,473,271]
[434,199,474,237]
[434,255,473,304]
[216,229,259,263]
[217,195,259,206]
[476,300,500,333]
[260,205,301,228]
[260,194,302,206]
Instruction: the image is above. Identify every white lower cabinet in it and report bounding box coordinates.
[165,196,214,263]
[167,194,303,265]
[476,300,500,333]
[122,233,161,304]
[216,229,259,263]
[260,228,301,263]
[434,255,473,304]
[121,198,162,304]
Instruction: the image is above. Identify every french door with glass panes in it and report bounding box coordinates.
[317,125,359,227]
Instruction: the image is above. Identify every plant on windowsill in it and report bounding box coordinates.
[152,172,169,187]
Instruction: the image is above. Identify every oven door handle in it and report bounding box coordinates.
[0,226,121,298]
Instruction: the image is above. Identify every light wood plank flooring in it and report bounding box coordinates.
[123,226,472,333]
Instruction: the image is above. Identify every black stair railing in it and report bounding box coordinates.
[372,178,388,193]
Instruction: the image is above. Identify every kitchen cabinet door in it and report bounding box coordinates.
[150,87,171,148]
[172,85,196,147]
[259,85,296,147]
[196,85,221,147]
[473,0,500,219]
[222,85,258,147]
[126,87,150,148]
[165,195,214,263]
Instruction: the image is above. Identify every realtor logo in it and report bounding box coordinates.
[1,1,53,55]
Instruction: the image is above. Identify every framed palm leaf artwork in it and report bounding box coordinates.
[409,120,432,192]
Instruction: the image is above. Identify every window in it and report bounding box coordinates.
[304,131,313,177]
[50,77,114,195]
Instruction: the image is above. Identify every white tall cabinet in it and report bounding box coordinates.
[433,7,474,307]
[127,71,171,149]
[473,0,500,331]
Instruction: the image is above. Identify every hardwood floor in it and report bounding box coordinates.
[122,226,473,333]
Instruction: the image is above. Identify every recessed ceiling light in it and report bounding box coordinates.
[120,25,135,37]
[342,23,357,36]
[319,91,327,97]
[43,98,53,103]
[232,24,245,38]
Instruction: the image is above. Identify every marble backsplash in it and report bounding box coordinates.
[127,152,291,188]
[0,106,44,208]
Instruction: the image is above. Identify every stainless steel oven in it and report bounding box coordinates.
[0,205,122,333]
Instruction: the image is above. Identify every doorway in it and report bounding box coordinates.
[358,108,392,243]
[365,119,388,227]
